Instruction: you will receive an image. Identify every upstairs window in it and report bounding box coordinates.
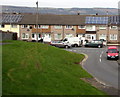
[78,25,85,29]
[34,25,41,29]
[99,26,107,30]
[110,26,118,30]
[21,25,28,28]
[86,25,95,31]
[11,24,17,28]
[54,26,62,29]
[41,25,49,29]
[65,25,73,29]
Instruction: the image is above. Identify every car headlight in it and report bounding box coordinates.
[115,55,118,57]
[108,55,110,57]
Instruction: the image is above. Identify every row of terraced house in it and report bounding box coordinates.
[0,13,120,43]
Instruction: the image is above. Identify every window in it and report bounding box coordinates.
[54,26,62,29]
[44,34,51,38]
[54,34,62,40]
[78,25,85,29]
[110,34,117,40]
[0,24,5,28]
[110,26,118,30]
[21,25,28,28]
[86,25,95,31]
[99,26,106,30]
[11,24,17,28]
[99,34,106,40]
[38,25,41,28]
[22,33,29,39]
[22,33,25,38]
[34,25,41,28]
[86,35,91,39]
[65,25,73,29]
[41,25,49,29]
[65,34,74,38]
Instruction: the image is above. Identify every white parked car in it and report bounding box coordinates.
[62,37,82,47]
[50,40,72,49]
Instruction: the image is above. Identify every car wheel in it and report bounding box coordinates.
[65,45,68,49]
[107,57,109,60]
[74,44,78,47]
[98,45,101,48]
[116,57,119,60]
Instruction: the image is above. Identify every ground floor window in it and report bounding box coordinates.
[110,34,117,40]
[44,34,51,38]
[86,35,91,40]
[22,33,29,39]
[99,34,106,40]
[85,34,96,40]
[54,34,62,40]
[65,34,74,38]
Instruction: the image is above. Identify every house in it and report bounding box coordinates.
[0,13,23,39]
[0,13,119,43]
[108,15,119,43]
[19,14,86,41]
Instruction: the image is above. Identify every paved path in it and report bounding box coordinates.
[66,47,119,89]
[0,43,12,45]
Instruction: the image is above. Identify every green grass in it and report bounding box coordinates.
[2,40,107,95]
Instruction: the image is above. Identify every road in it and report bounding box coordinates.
[66,47,119,89]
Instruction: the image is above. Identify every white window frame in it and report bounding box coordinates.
[11,24,17,28]
[78,25,86,29]
[54,25,62,29]
[110,26,118,30]
[99,34,106,40]
[65,34,74,38]
[21,25,28,28]
[41,25,49,29]
[110,34,117,40]
[86,25,95,31]
[65,25,73,29]
[34,25,41,29]
[22,33,29,39]
[54,34,62,40]
[99,26,107,30]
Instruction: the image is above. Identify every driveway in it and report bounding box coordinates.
[66,47,119,89]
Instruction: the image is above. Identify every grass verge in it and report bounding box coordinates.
[2,40,107,95]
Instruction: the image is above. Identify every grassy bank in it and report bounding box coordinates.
[2,40,106,95]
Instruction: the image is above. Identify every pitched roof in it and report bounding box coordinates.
[1,14,23,24]
[2,13,119,25]
[19,14,86,25]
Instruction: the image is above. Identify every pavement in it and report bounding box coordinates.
[0,43,12,45]
[65,46,119,89]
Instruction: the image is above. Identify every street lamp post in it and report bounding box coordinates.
[36,1,39,42]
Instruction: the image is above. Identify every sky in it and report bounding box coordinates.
[1,0,120,8]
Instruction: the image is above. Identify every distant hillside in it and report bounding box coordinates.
[1,5,118,15]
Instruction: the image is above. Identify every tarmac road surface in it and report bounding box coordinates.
[66,47,119,89]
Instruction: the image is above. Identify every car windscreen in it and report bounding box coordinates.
[62,38,68,42]
[108,49,118,53]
